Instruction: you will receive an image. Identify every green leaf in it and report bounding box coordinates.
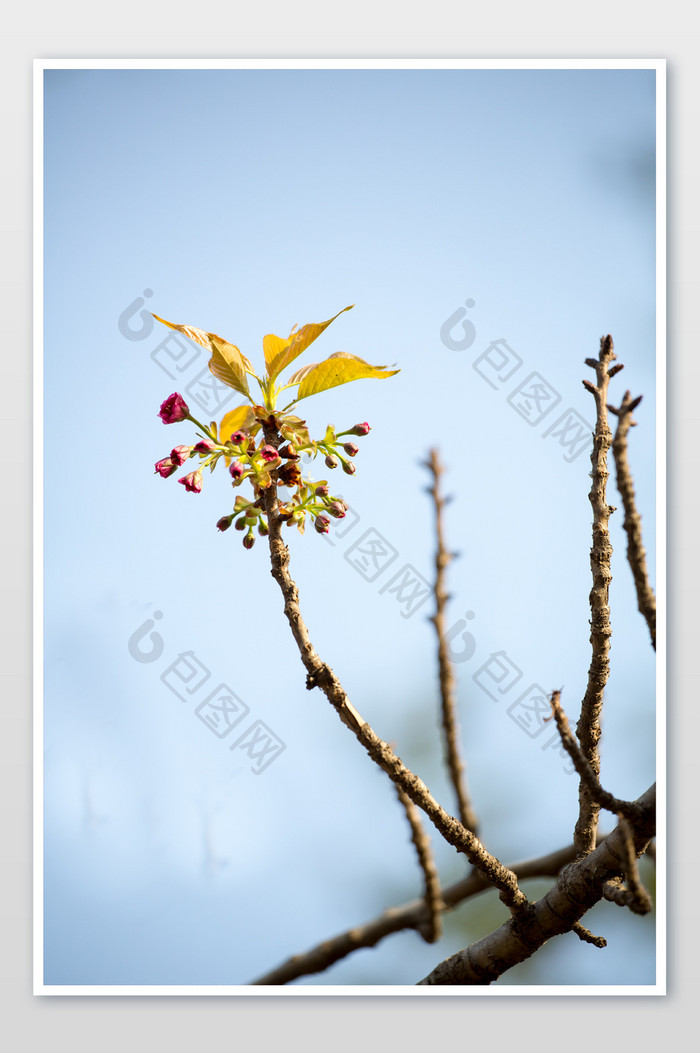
[296,352,399,401]
[264,305,354,382]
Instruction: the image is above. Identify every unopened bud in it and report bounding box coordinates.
[260,444,279,463]
[193,440,214,455]
[230,461,245,480]
[171,445,192,465]
[258,519,269,536]
[229,430,247,445]
[343,442,359,457]
[243,531,255,550]
[216,514,234,532]
[314,514,331,534]
[350,422,371,436]
[325,455,338,470]
[235,517,247,531]
[341,460,356,476]
[327,501,347,519]
[315,484,330,497]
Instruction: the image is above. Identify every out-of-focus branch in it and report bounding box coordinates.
[250,839,597,985]
[395,785,443,943]
[426,448,479,835]
[608,390,656,650]
[417,784,655,985]
[576,336,618,856]
[259,419,528,916]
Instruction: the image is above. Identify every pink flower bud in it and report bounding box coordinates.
[158,392,189,424]
[229,430,247,445]
[327,501,347,519]
[243,531,255,550]
[229,461,245,480]
[154,457,177,478]
[342,460,356,476]
[216,514,234,532]
[314,514,330,534]
[325,455,338,470]
[194,440,214,454]
[343,442,359,457]
[260,444,279,463]
[314,484,330,497]
[178,469,203,493]
[170,445,191,466]
[350,422,371,436]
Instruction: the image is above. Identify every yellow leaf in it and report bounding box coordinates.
[152,314,251,398]
[264,305,354,381]
[219,405,256,441]
[208,334,251,399]
[296,352,399,401]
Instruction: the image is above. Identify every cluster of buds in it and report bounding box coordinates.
[154,392,370,549]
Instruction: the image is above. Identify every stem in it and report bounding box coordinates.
[258,420,528,916]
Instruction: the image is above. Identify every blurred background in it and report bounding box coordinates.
[41,64,658,987]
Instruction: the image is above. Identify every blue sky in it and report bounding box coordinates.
[41,64,658,987]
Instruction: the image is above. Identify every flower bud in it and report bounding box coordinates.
[342,442,359,457]
[260,444,279,463]
[235,517,247,531]
[315,484,330,497]
[325,455,338,470]
[258,519,269,536]
[229,461,245,480]
[314,514,330,534]
[178,469,203,493]
[158,392,189,424]
[350,422,371,436]
[229,430,247,445]
[327,501,347,519]
[341,459,356,476]
[216,514,234,532]
[170,445,191,466]
[154,457,177,478]
[193,440,214,454]
[243,530,255,550]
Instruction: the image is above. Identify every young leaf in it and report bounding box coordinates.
[152,315,252,398]
[208,334,251,399]
[296,352,399,401]
[264,305,354,382]
[219,404,256,440]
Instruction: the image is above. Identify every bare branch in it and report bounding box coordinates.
[548,690,644,822]
[395,785,443,943]
[417,784,655,985]
[609,390,656,650]
[576,334,617,856]
[426,448,479,834]
[259,420,528,915]
[572,921,607,948]
[616,814,653,914]
[250,839,600,985]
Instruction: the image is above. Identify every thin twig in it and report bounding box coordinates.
[395,786,443,943]
[608,391,656,650]
[251,838,600,985]
[259,418,528,916]
[616,814,653,914]
[417,784,655,985]
[426,448,479,834]
[576,336,617,857]
[572,921,607,948]
[548,690,643,822]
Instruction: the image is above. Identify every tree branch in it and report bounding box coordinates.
[259,419,528,915]
[576,336,617,856]
[395,785,443,943]
[417,784,655,985]
[250,839,599,985]
[426,448,479,834]
[608,391,656,650]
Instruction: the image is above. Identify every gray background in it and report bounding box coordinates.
[1,3,693,1050]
